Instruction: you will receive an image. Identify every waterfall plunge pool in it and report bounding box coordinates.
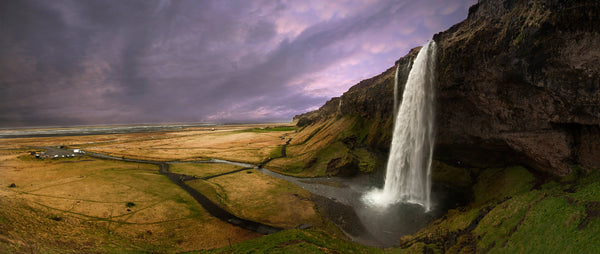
[259,167,469,247]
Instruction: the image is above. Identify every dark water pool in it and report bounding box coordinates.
[259,167,469,247]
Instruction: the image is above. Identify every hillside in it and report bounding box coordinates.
[277,0,600,179]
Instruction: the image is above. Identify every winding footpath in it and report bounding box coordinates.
[83,137,293,235]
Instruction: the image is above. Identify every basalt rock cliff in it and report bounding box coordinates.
[292,0,600,177]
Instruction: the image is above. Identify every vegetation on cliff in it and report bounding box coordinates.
[290,0,599,179]
[268,0,600,251]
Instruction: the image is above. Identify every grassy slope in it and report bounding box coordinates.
[199,166,600,253]
[266,116,385,177]
[3,129,599,253]
[397,167,600,253]
[202,229,377,254]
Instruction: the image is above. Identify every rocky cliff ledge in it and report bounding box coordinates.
[290,0,599,177]
[434,0,600,175]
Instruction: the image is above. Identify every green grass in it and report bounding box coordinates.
[472,166,534,206]
[354,148,378,173]
[402,166,600,253]
[269,146,283,159]
[278,160,306,174]
[242,126,297,133]
[312,142,351,176]
[500,196,596,253]
[202,229,377,254]
[338,116,372,144]
[473,190,543,251]
[7,146,600,253]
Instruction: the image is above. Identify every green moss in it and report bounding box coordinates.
[338,116,372,144]
[269,145,283,159]
[203,229,377,254]
[310,142,350,175]
[473,166,534,206]
[446,208,482,232]
[473,191,543,251]
[354,148,378,173]
[431,161,473,189]
[571,182,600,202]
[561,166,586,183]
[541,180,560,190]
[400,162,600,253]
[285,161,306,174]
[242,126,297,133]
[500,197,593,253]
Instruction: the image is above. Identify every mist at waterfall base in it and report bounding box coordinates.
[261,40,464,246]
[364,40,437,209]
[361,40,439,244]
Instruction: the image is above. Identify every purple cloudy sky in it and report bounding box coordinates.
[0,0,476,127]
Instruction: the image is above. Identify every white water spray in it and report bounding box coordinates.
[364,40,437,211]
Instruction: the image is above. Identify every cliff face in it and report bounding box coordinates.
[291,0,600,177]
[433,0,600,175]
[293,47,421,151]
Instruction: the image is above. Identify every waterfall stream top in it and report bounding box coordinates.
[363,40,437,211]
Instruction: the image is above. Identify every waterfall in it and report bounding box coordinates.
[364,40,437,211]
[393,63,400,119]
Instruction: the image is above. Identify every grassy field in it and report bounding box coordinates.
[2,124,599,252]
[0,124,311,252]
[0,149,260,252]
[74,125,294,163]
[169,163,242,178]
[187,169,320,229]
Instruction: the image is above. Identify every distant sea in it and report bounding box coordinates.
[0,123,217,139]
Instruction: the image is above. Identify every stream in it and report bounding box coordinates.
[61,137,464,247]
[215,157,466,247]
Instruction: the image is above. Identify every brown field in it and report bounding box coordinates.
[0,150,260,252]
[188,169,320,229]
[169,163,242,178]
[0,124,325,252]
[73,125,293,163]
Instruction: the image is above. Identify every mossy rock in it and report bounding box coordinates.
[473,166,534,206]
[431,160,473,189]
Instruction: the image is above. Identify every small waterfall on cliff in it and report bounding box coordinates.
[364,40,437,212]
[393,63,400,119]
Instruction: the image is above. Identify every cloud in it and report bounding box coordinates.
[0,0,475,127]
